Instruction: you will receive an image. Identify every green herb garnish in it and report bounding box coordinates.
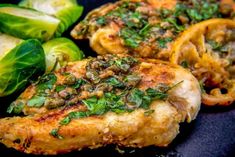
[144,109,155,116]
[36,73,57,92]
[50,128,63,139]
[55,85,66,92]
[7,101,24,114]
[72,79,87,89]
[207,40,222,50]
[157,37,173,48]
[106,77,125,88]
[120,27,142,48]
[180,60,189,68]
[27,96,46,108]
[96,16,107,25]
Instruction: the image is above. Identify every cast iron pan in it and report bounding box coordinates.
[0,0,234,157]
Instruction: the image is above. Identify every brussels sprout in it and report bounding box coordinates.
[42,37,84,73]
[0,4,60,42]
[0,36,45,97]
[0,33,23,59]
[19,0,83,37]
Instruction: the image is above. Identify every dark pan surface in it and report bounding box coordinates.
[0,0,234,157]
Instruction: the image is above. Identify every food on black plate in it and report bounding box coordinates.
[1,55,201,155]
[171,19,235,106]
[19,0,83,37]
[71,0,234,59]
[43,37,84,73]
[0,33,45,97]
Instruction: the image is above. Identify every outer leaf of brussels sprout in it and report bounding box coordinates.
[42,37,84,73]
[55,5,83,37]
[19,0,83,37]
[0,33,23,60]
[0,4,60,42]
[0,39,45,97]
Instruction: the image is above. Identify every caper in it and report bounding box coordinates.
[58,88,77,99]
[64,74,76,85]
[44,98,65,109]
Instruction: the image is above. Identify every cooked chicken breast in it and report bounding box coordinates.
[0,55,201,155]
[71,0,234,59]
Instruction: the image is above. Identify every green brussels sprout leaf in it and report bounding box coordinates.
[19,0,83,37]
[42,37,84,73]
[0,38,45,97]
[0,4,60,42]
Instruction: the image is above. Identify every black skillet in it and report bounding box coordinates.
[0,0,234,157]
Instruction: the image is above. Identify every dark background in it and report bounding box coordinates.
[0,0,235,157]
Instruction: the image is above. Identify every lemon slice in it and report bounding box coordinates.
[170,18,235,106]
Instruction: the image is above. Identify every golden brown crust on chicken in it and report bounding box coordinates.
[71,0,234,59]
[0,55,201,155]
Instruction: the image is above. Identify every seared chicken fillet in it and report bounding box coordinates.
[71,0,234,59]
[0,55,201,155]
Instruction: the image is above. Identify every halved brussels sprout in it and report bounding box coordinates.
[0,4,60,42]
[42,37,84,73]
[0,34,45,97]
[19,0,83,37]
[0,33,23,59]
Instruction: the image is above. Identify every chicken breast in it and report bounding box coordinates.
[0,55,201,155]
[71,0,234,59]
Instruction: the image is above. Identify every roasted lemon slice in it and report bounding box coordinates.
[170,18,235,106]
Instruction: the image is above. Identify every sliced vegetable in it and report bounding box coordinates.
[19,0,83,36]
[0,38,45,97]
[0,33,23,59]
[42,37,84,72]
[0,4,60,42]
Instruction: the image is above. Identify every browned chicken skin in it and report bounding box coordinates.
[0,55,201,155]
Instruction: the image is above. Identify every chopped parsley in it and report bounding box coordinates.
[165,18,185,32]
[207,40,222,50]
[7,101,24,114]
[27,96,46,108]
[50,128,63,139]
[72,79,87,89]
[120,27,142,48]
[180,60,189,68]
[199,80,206,93]
[144,109,155,116]
[36,73,57,95]
[174,0,221,23]
[96,16,107,25]
[106,77,125,88]
[60,112,88,125]
[55,85,66,92]
[157,37,173,48]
